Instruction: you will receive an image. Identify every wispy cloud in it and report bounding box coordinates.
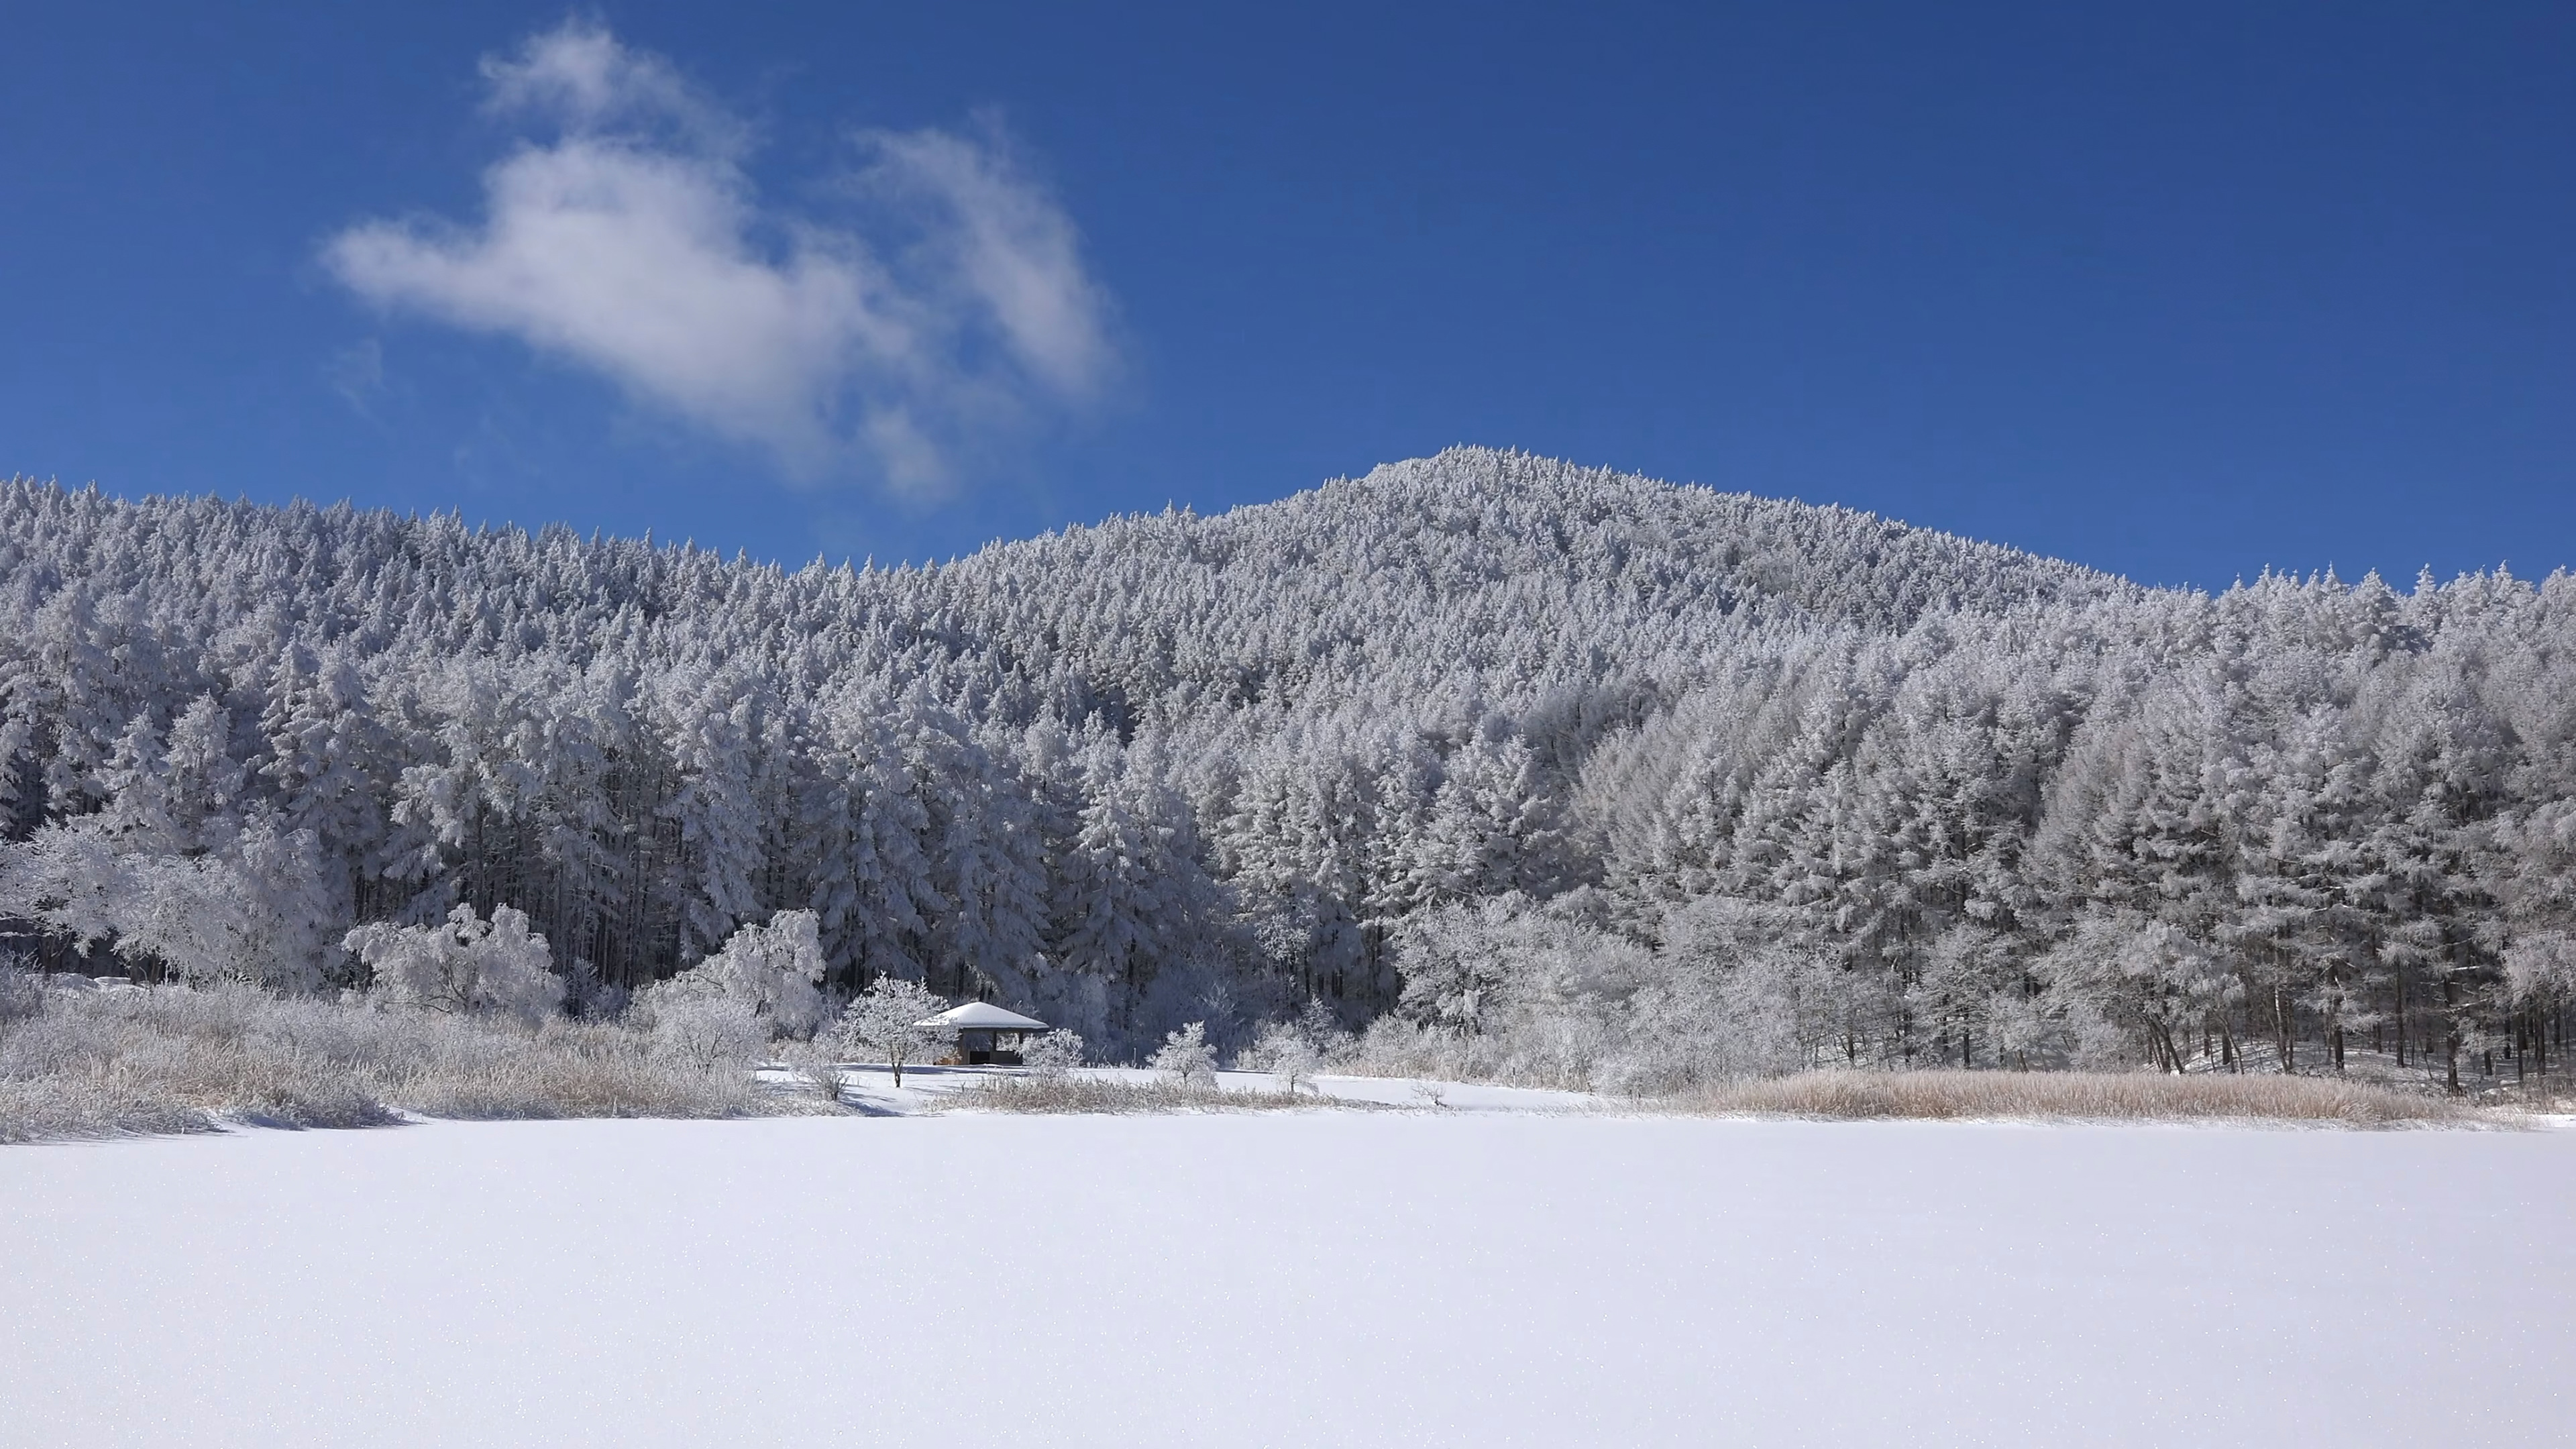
[323,19,1116,497]
[324,338,386,415]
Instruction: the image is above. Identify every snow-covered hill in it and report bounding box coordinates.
[1,448,2570,1082]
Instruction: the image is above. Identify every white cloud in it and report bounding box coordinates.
[324,19,1116,496]
[476,18,744,154]
[855,123,1114,401]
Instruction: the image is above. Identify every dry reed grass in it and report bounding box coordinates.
[1666,1069,2483,1125]
[0,1076,223,1144]
[938,1074,1327,1115]
[0,977,808,1143]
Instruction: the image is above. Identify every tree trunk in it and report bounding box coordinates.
[2395,963,2408,1068]
[2275,987,2294,1074]
[2443,977,2462,1095]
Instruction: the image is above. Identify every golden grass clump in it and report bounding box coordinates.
[1669,1069,2479,1124]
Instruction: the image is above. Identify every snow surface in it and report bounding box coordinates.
[3,1114,2571,1447]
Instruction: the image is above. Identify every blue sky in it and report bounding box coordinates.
[3,3,2569,588]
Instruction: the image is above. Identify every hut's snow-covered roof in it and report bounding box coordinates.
[921,1002,1049,1031]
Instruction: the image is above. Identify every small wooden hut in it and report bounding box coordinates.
[924,1002,1049,1066]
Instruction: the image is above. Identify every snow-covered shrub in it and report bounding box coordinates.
[780,1040,847,1103]
[1022,1027,1085,1079]
[1236,1020,1322,1094]
[344,904,564,1026]
[1150,1021,1216,1085]
[1238,998,1353,1093]
[831,977,953,1086]
[643,995,767,1073]
[642,910,829,1040]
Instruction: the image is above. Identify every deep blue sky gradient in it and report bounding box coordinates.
[3,2,2570,588]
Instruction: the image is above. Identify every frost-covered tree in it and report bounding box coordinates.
[649,908,830,1039]
[1238,1018,1323,1093]
[0,813,342,988]
[832,977,953,1086]
[344,902,562,1025]
[1022,1026,1086,1079]
[1148,1020,1217,1085]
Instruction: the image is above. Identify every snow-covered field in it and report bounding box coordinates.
[5,1113,2570,1447]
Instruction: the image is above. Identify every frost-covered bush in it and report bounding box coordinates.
[780,1039,848,1103]
[1149,1021,1216,1085]
[642,995,767,1073]
[1236,1020,1322,1094]
[344,904,564,1026]
[641,910,830,1040]
[1021,1027,1085,1079]
[1238,998,1354,1093]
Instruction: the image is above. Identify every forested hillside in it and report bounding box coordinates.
[2,447,2569,1086]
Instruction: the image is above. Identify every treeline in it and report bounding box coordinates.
[0,448,2568,1083]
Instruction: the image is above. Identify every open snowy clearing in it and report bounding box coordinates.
[5,1115,2571,1448]
[808,1063,1602,1114]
